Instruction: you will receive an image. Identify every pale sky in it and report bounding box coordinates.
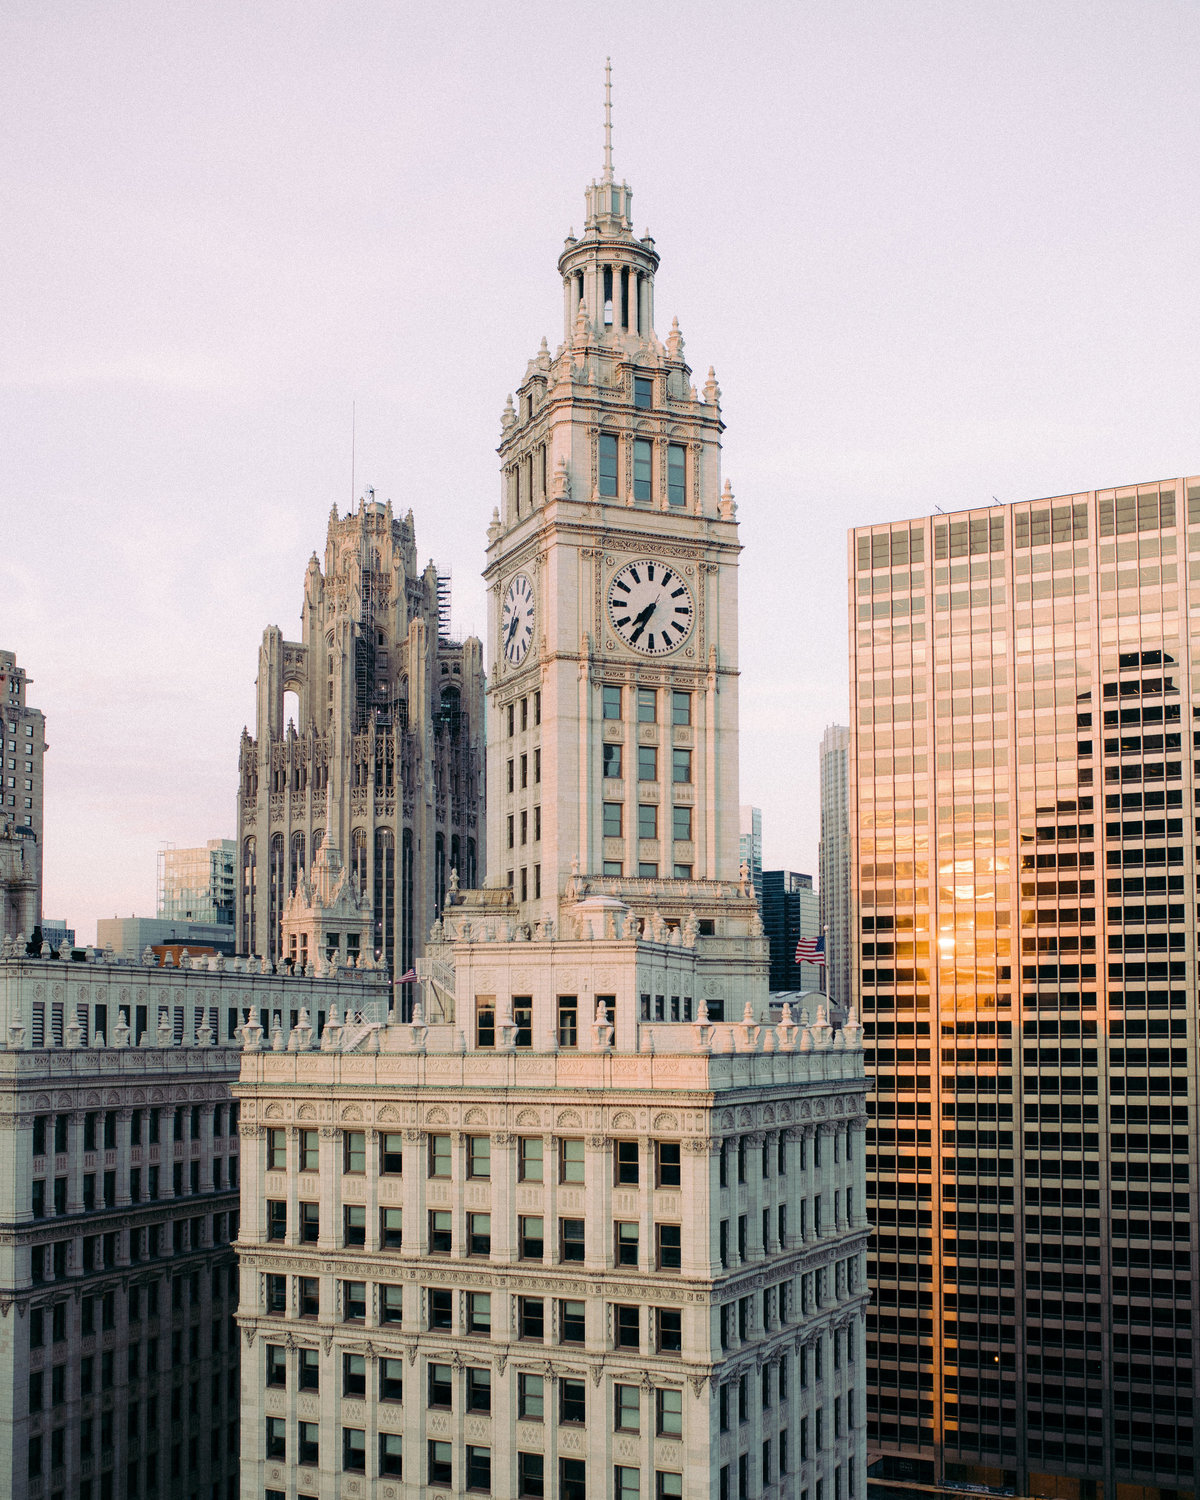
[4,2,1199,942]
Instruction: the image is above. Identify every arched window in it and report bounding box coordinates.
[438,686,462,736]
[268,835,285,963]
[374,828,395,970]
[435,834,446,920]
[241,837,256,955]
[351,828,367,897]
[289,832,305,895]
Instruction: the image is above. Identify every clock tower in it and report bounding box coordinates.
[484,65,742,925]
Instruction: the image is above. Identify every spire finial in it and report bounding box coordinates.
[602,57,613,182]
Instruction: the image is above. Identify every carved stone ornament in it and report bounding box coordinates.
[404,1128,425,1142]
[586,1135,607,1150]
[689,1373,709,1397]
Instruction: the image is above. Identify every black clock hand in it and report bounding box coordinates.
[628,600,657,643]
[505,613,520,645]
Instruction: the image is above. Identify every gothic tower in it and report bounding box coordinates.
[483,63,741,927]
[236,494,485,976]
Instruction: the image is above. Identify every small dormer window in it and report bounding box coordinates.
[634,377,652,410]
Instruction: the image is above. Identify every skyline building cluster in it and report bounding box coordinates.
[3,64,1197,1500]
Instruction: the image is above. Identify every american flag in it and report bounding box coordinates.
[397,969,417,984]
[794,934,825,966]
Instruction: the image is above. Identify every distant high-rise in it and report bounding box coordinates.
[852,480,1200,1498]
[762,869,821,991]
[739,804,763,901]
[820,724,851,1007]
[0,650,46,946]
[158,838,236,926]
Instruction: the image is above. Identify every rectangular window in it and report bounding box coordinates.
[615,1383,640,1431]
[429,1284,453,1332]
[343,1281,366,1321]
[381,1358,403,1402]
[638,803,658,839]
[615,1139,639,1184]
[267,1200,286,1241]
[520,1216,545,1259]
[599,434,619,497]
[637,686,657,722]
[603,684,622,720]
[467,1445,491,1492]
[657,1387,683,1437]
[560,1218,585,1262]
[381,1206,403,1248]
[656,1223,682,1270]
[616,1467,641,1500]
[380,1431,403,1475]
[558,995,578,1048]
[429,1439,453,1489]
[519,1136,543,1181]
[656,1306,683,1353]
[428,1363,453,1407]
[518,1453,545,1498]
[615,1221,639,1267]
[476,996,495,1048]
[634,375,653,409]
[429,1134,452,1177]
[519,1372,545,1420]
[379,1283,403,1324]
[343,1204,365,1246]
[380,1131,403,1173]
[266,1129,286,1170]
[560,1299,586,1343]
[468,1292,491,1335]
[299,1348,319,1388]
[667,444,686,507]
[603,742,623,778]
[633,438,652,501]
[514,997,533,1048]
[429,1210,452,1254]
[672,805,692,841]
[298,1421,319,1466]
[603,801,623,838]
[468,1135,491,1178]
[638,745,657,781]
[343,1131,365,1173]
[519,1297,545,1340]
[603,859,623,876]
[614,1302,640,1348]
[465,1368,489,1410]
[265,1345,286,1388]
[672,748,692,784]
[343,1353,366,1396]
[656,1140,682,1187]
[265,1417,286,1461]
[560,1376,587,1422]
[299,1202,319,1243]
[468,1212,491,1256]
[299,1128,319,1171]
[560,1138,585,1183]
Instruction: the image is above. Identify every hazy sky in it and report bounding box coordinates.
[4,2,1200,941]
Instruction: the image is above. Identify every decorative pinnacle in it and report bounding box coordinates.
[602,57,613,182]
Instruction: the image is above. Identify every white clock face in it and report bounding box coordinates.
[607,558,695,655]
[501,573,535,666]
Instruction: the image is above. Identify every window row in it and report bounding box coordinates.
[267,1129,684,1183]
[264,1348,685,1434]
[262,1277,683,1350]
[266,1204,683,1267]
[33,1156,237,1218]
[602,685,692,724]
[602,800,695,839]
[32,1103,235,1157]
[601,745,693,783]
[598,433,688,508]
[506,693,542,738]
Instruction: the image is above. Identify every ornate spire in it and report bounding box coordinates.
[602,56,614,184]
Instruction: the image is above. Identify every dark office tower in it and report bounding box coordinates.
[851,481,1198,1500]
[763,870,820,991]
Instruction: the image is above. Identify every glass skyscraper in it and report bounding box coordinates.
[851,478,1198,1500]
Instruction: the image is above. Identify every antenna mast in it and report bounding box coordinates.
[603,57,613,181]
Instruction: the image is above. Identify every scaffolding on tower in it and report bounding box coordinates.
[436,569,454,643]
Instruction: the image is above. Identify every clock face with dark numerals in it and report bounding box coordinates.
[501,573,535,666]
[606,558,695,655]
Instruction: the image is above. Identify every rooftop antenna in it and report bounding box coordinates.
[603,56,613,182]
